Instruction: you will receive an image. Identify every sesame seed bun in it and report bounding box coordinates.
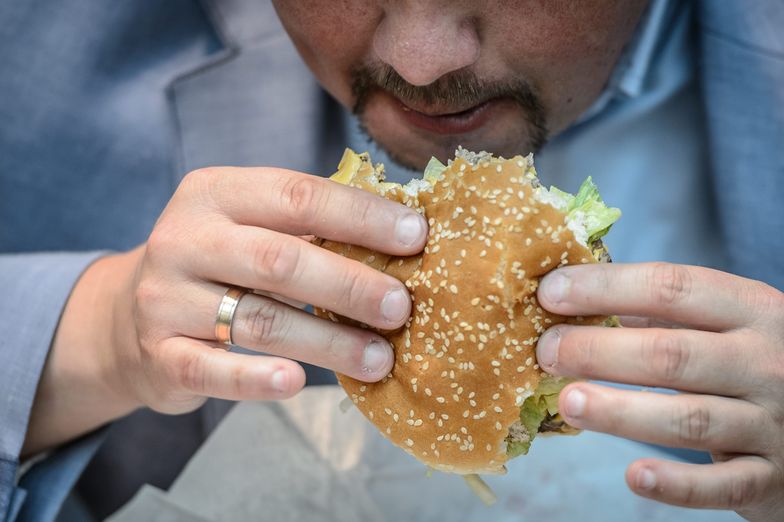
[314,148,613,475]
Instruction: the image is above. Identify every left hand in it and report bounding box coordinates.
[535,262,784,520]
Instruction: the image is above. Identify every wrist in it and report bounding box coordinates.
[23,248,144,455]
[101,246,147,413]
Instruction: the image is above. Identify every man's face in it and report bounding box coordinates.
[272,1,648,169]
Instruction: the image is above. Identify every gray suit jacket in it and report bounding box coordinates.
[1,0,782,520]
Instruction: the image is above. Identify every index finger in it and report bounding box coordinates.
[186,167,428,256]
[537,262,770,331]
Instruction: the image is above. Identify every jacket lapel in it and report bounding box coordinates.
[169,0,346,179]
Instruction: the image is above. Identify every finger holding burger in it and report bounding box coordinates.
[24,165,429,454]
[536,262,784,519]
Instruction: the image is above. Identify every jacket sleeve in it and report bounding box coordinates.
[0,251,106,521]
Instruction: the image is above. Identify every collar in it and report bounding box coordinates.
[576,0,679,123]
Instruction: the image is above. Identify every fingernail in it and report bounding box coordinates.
[363,339,392,374]
[637,468,656,490]
[537,329,560,369]
[395,213,426,247]
[271,369,288,393]
[540,271,571,304]
[381,288,410,323]
[564,389,586,418]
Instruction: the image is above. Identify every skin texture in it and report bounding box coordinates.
[22,1,784,519]
[272,0,648,169]
[535,263,784,520]
[25,168,428,450]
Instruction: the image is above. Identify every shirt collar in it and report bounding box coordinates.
[575,0,677,123]
[615,0,678,98]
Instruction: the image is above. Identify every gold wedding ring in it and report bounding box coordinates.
[215,286,247,346]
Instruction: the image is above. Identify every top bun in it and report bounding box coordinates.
[314,148,617,475]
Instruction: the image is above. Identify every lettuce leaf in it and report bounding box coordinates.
[423,156,447,183]
[506,377,571,458]
[566,177,621,244]
[541,177,620,244]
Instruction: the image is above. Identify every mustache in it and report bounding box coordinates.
[349,63,549,152]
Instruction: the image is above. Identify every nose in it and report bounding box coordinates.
[373,6,480,86]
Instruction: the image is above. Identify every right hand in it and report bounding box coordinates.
[106,166,427,414]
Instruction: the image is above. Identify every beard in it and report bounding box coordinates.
[349,63,549,170]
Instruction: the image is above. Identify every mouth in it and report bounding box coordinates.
[383,92,502,135]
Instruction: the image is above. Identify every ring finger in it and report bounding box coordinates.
[558,382,772,454]
[178,283,396,382]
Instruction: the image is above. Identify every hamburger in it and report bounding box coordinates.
[313,148,620,480]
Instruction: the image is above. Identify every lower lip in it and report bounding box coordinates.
[387,95,499,135]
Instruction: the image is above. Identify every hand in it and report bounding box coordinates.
[24,166,427,453]
[535,262,784,520]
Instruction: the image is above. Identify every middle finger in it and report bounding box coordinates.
[192,224,411,330]
[536,325,753,397]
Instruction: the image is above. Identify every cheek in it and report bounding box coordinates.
[272,0,380,106]
[488,0,648,131]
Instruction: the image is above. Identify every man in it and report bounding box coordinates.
[1,0,782,520]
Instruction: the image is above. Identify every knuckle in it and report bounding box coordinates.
[134,278,162,312]
[244,299,284,349]
[648,262,691,307]
[323,326,344,363]
[645,332,689,384]
[724,474,758,510]
[349,193,376,232]
[339,265,370,312]
[174,350,208,394]
[146,223,179,260]
[179,168,219,203]
[252,238,301,286]
[567,330,597,376]
[673,401,712,446]
[679,479,699,506]
[228,364,251,397]
[279,176,323,224]
[754,284,784,321]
